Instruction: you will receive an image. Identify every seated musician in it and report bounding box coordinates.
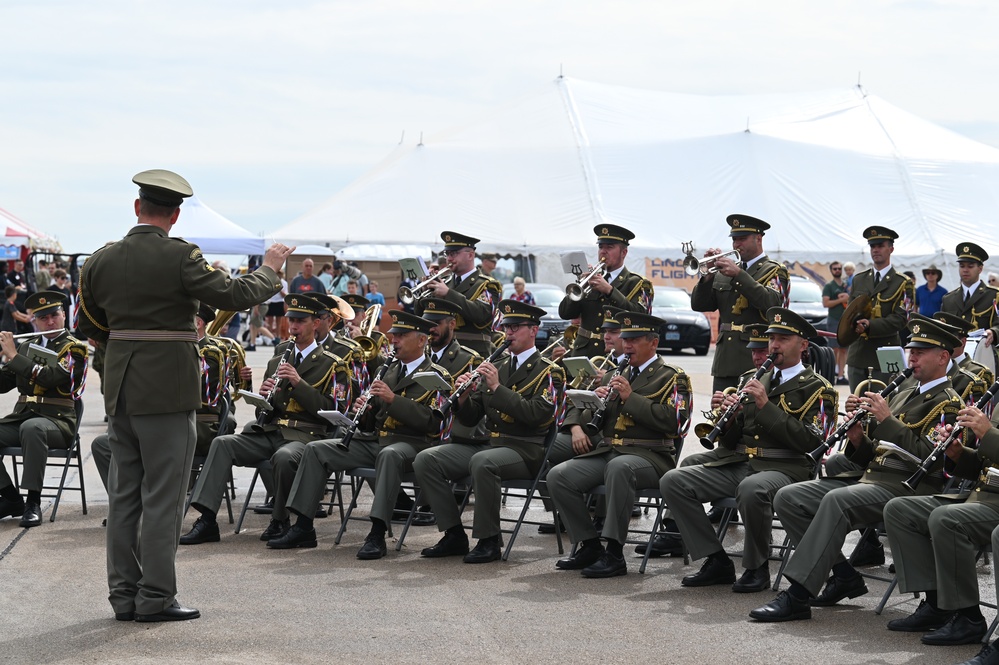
[0,291,87,527]
[413,299,567,563]
[268,310,451,558]
[750,317,964,622]
[659,307,836,592]
[548,312,690,578]
[181,294,351,544]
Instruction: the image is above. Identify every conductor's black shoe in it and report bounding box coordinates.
[179,516,220,545]
[259,518,290,542]
[0,496,25,520]
[811,573,868,606]
[634,532,684,558]
[463,536,503,563]
[958,641,999,665]
[732,563,771,593]
[921,614,988,646]
[135,602,201,623]
[19,502,42,528]
[581,551,627,578]
[114,611,135,621]
[886,600,953,632]
[421,530,469,558]
[848,540,885,567]
[705,504,726,524]
[266,524,318,549]
[252,498,274,515]
[681,555,735,587]
[555,543,604,570]
[357,533,387,560]
[538,521,566,534]
[749,591,812,622]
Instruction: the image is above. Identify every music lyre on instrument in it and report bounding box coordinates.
[565,260,608,302]
[398,267,453,306]
[680,241,740,277]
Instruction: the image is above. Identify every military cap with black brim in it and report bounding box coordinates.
[618,312,666,339]
[440,231,479,249]
[284,294,323,319]
[341,293,370,313]
[25,291,67,315]
[300,292,355,322]
[746,324,770,349]
[195,302,216,324]
[863,226,899,245]
[387,310,435,335]
[601,306,624,330]
[956,242,989,264]
[593,223,635,245]
[764,307,817,339]
[727,214,770,237]
[905,318,960,354]
[420,298,463,321]
[931,311,974,336]
[496,299,547,327]
[132,169,193,208]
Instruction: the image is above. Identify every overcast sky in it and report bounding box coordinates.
[2,0,999,254]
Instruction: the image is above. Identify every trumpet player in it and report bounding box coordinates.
[0,291,88,528]
[548,312,690,577]
[182,295,352,546]
[558,224,653,359]
[690,214,789,392]
[750,318,963,623]
[415,231,501,356]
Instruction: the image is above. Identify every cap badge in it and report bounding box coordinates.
[444,234,452,242]
[623,317,632,326]
[392,314,398,323]
[773,314,782,323]
[504,305,512,313]
[38,297,46,305]
[601,227,609,235]
[964,246,970,253]
[290,298,298,307]
[912,324,920,334]
[427,302,436,310]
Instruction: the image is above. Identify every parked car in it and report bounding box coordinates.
[501,282,572,352]
[651,286,712,356]
[787,275,828,342]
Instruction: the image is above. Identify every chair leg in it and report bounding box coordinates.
[874,576,900,615]
[772,534,794,591]
[235,469,260,534]
[395,486,423,552]
[49,447,75,523]
[335,475,365,545]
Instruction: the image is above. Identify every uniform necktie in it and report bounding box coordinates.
[772,369,782,386]
[295,352,303,367]
[510,356,519,373]
[739,261,747,272]
[873,272,881,288]
[965,288,971,303]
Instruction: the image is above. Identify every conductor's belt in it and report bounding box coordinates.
[455,332,492,343]
[18,396,74,408]
[610,437,675,451]
[719,323,745,332]
[576,327,595,340]
[736,445,801,460]
[274,419,327,435]
[489,432,547,444]
[109,329,198,342]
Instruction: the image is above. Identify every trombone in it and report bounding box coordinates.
[398,267,453,306]
[565,261,607,301]
[681,242,741,276]
[539,324,577,358]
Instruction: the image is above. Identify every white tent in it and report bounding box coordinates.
[273,77,999,285]
[0,206,61,252]
[173,196,266,255]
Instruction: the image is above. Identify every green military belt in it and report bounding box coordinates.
[109,329,198,342]
[18,395,74,408]
[489,431,547,444]
[871,457,944,480]
[736,445,802,460]
[719,323,745,332]
[274,418,327,435]
[610,437,674,451]
[378,431,428,444]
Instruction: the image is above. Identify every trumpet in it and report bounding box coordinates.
[398,267,453,305]
[565,261,607,301]
[699,354,777,449]
[681,244,741,276]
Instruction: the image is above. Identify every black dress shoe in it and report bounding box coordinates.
[252,498,274,515]
[555,544,604,570]
[19,502,42,528]
[463,536,503,563]
[921,614,988,646]
[135,602,201,623]
[811,574,868,606]
[848,540,885,567]
[732,564,771,593]
[0,496,25,520]
[631,505,643,518]
[958,641,999,665]
[538,521,567,534]
[357,533,387,560]
[115,611,135,621]
[681,555,736,587]
[634,532,684,558]
[705,504,726,524]
[421,530,470,558]
[179,516,220,545]
[266,524,318,549]
[259,518,290,542]
[393,509,436,527]
[886,599,953,632]
[315,506,327,519]
[749,590,812,622]
[581,551,627,578]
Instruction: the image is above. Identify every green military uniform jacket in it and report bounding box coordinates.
[78,224,281,415]
[457,350,565,472]
[362,356,452,452]
[940,281,999,333]
[0,330,88,444]
[897,358,991,408]
[563,357,690,476]
[418,268,501,356]
[845,267,913,373]
[250,345,351,443]
[558,267,653,359]
[709,365,836,482]
[428,339,484,444]
[844,379,963,495]
[690,256,788,378]
[949,406,999,507]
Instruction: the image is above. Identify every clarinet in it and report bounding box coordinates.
[432,340,512,420]
[903,378,999,491]
[584,356,632,435]
[255,337,297,426]
[336,352,397,451]
[699,354,777,449]
[806,367,913,463]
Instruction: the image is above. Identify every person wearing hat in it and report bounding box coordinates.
[415,299,567,562]
[660,307,837,593]
[182,294,351,545]
[690,214,790,393]
[917,264,948,317]
[547,312,691,578]
[749,317,965,622]
[478,253,498,277]
[0,291,88,528]
[844,226,913,393]
[265,310,452,558]
[941,242,999,345]
[558,223,654,360]
[933,311,994,396]
[416,231,502,356]
[822,261,851,385]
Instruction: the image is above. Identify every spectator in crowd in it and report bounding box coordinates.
[35,260,52,290]
[7,260,26,292]
[478,253,498,277]
[289,258,325,294]
[317,262,335,293]
[327,257,362,296]
[265,269,289,340]
[346,279,359,295]
[989,272,999,288]
[509,276,536,305]
[1,285,30,333]
[49,269,73,320]
[842,261,855,291]
[246,303,275,351]
[916,264,947,316]
[353,262,369,293]
[367,280,385,306]
[821,261,849,385]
